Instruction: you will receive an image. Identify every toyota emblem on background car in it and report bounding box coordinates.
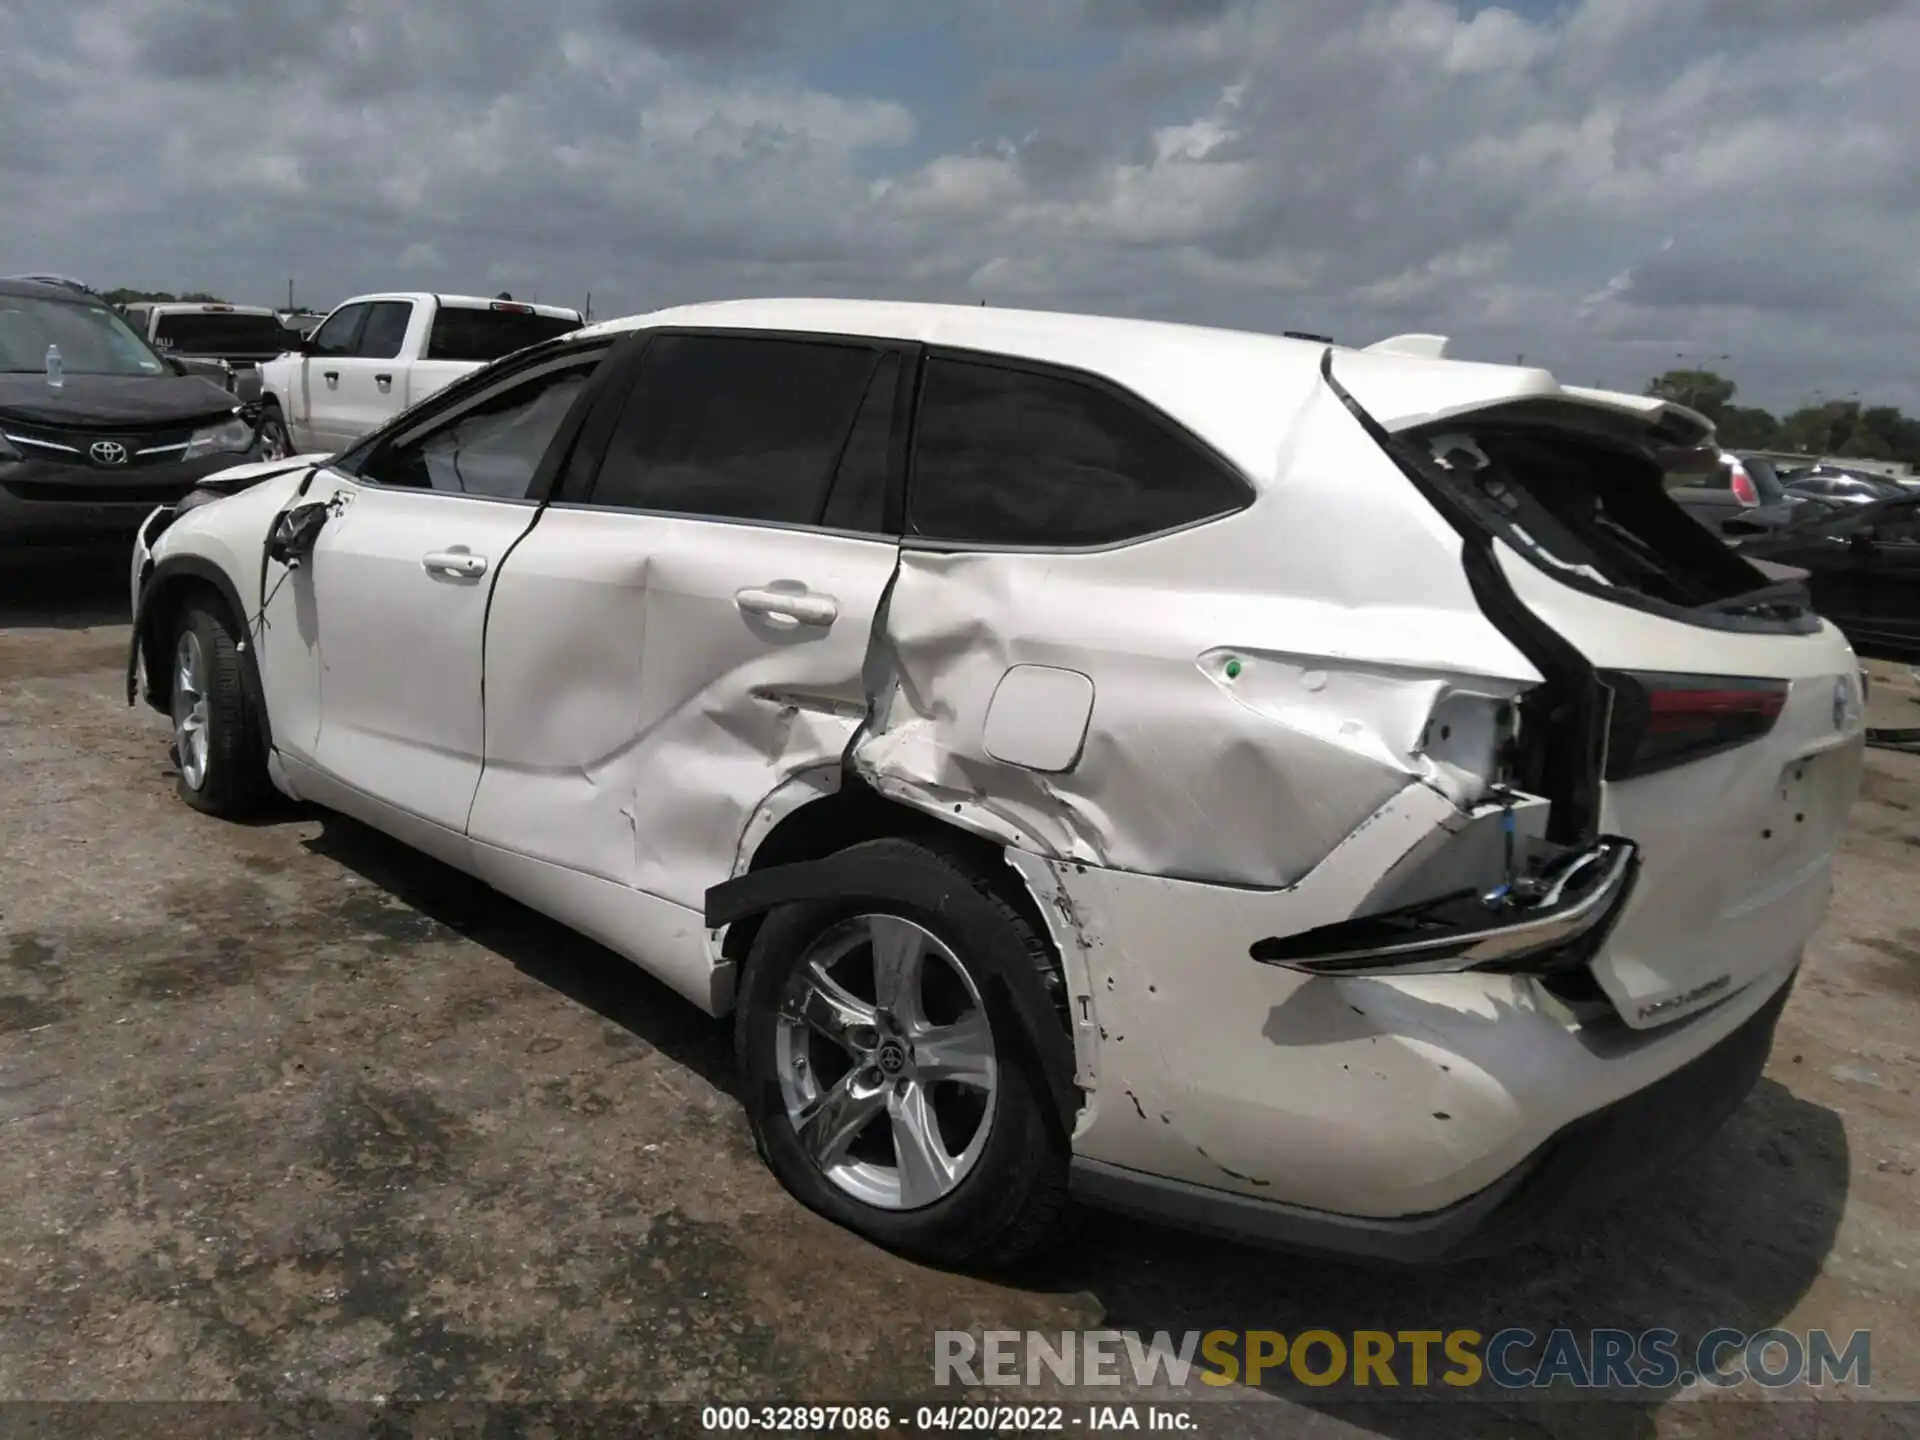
[89,440,129,466]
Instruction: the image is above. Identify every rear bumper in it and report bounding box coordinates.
[1007,781,1822,1228]
[0,448,261,544]
[1072,968,1791,1263]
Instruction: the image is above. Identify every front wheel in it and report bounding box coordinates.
[255,406,292,461]
[170,598,272,817]
[735,838,1071,1268]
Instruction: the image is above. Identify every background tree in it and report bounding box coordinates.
[1642,369,1919,467]
[98,287,230,306]
[1646,368,1737,424]
[1715,405,1780,450]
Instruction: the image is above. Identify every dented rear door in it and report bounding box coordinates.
[466,330,912,910]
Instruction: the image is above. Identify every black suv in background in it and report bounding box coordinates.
[1,277,264,546]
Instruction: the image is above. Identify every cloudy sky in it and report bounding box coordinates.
[4,0,1916,412]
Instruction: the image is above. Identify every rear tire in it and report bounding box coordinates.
[170,597,272,818]
[735,837,1072,1268]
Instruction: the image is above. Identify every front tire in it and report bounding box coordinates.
[735,837,1071,1268]
[256,405,292,461]
[170,598,271,817]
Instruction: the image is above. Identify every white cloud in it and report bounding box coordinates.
[3,0,1916,412]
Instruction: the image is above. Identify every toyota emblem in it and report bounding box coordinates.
[89,440,129,466]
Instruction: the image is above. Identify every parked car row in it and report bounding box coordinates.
[1653,443,1918,661]
[125,298,1868,1266]
[0,277,583,546]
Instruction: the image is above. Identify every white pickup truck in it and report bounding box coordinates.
[118,301,296,404]
[253,292,583,456]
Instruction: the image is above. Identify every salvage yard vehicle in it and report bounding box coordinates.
[119,301,299,405]
[128,299,1867,1266]
[252,292,583,459]
[1667,448,1806,538]
[1,277,265,546]
[1734,491,1920,663]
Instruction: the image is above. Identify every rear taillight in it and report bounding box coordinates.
[1602,670,1788,780]
[1729,461,1758,506]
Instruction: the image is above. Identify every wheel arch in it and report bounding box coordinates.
[718,780,1057,975]
[130,556,274,757]
[710,779,1080,1133]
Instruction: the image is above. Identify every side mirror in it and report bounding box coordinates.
[166,356,191,376]
[266,501,330,569]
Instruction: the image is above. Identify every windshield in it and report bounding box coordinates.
[0,294,167,377]
[154,311,297,355]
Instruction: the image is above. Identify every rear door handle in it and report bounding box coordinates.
[375,373,393,391]
[735,586,837,627]
[422,549,489,579]
[323,370,339,386]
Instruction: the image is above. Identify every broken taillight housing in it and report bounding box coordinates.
[1601,670,1788,780]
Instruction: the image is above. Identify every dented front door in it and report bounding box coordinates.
[465,331,911,910]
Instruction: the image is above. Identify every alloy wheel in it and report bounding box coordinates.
[774,914,998,1211]
[172,629,210,791]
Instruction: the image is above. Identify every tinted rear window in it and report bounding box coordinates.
[908,356,1251,547]
[425,307,582,363]
[152,312,294,355]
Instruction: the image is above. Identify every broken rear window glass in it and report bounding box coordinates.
[1419,423,1782,614]
[908,356,1251,548]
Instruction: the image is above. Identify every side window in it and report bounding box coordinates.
[310,304,368,358]
[356,301,414,360]
[821,352,901,533]
[357,353,602,500]
[585,334,887,526]
[1874,505,1920,544]
[908,355,1251,548]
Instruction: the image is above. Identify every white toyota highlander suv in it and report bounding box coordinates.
[127,300,1866,1267]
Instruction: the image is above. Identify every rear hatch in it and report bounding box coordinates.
[1337,360,1867,1030]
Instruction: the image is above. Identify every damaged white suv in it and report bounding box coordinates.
[129,300,1865,1267]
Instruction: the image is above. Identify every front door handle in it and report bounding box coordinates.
[323,370,339,386]
[422,549,488,579]
[735,586,837,627]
